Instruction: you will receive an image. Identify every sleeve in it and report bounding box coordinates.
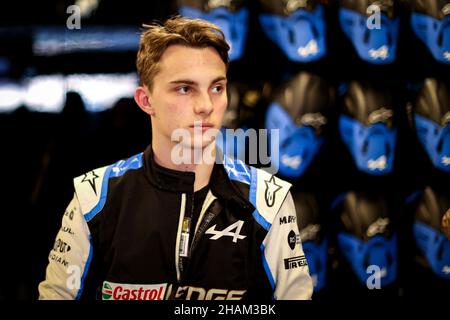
[261,192,313,300]
[38,193,92,300]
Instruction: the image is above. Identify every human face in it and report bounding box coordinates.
[146,45,228,150]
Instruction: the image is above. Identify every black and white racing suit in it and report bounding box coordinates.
[39,146,313,300]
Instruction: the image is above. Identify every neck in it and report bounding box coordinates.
[152,140,215,192]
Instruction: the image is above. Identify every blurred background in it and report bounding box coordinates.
[0,0,449,301]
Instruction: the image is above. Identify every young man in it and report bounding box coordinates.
[38,16,313,300]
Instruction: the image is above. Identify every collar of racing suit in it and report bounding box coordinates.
[142,145,255,217]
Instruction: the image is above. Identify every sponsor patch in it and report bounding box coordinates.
[287,230,300,250]
[102,281,167,300]
[264,176,282,207]
[284,255,307,270]
[279,215,296,225]
[53,238,71,253]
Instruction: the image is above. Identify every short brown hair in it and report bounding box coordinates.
[136,16,230,91]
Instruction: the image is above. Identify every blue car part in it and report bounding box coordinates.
[412,186,450,279]
[339,81,397,175]
[415,115,450,171]
[266,103,324,178]
[410,0,450,64]
[264,72,333,178]
[178,0,249,61]
[339,0,399,64]
[336,191,397,286]
[412,78,450,172]
[414,222,450,279]
[338,232,397,286]
[339,115,397,174]
[259,0,327,62]
[292,191,328,292]
[303,239,328,292]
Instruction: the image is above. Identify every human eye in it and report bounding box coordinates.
[176,86,191,94]
[211,84,224,94]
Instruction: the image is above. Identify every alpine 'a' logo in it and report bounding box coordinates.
[368,45,389,60]
[264,176,282,207]
[442,156,450,166]
[205,220,246,243]
[444,51,450,61]
[443,265,450,275]
[281,154,302,169]
[297,39,319,57]
[367,155,387,170]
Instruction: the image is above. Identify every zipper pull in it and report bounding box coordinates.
[179,217,191,258]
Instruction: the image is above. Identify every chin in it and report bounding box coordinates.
[176,137,214,149]
[194,138,216,149]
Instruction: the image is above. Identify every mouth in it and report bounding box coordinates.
[190,122,215,131]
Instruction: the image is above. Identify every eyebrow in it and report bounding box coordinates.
[169,76,227,86]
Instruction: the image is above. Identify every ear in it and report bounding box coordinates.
[134,86,155,116]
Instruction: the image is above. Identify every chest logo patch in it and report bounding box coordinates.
[206,220,246,243]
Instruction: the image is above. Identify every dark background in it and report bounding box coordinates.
[0,0,449,301]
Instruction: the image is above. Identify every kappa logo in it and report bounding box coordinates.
[368,45,389,59]
[264,176,282,207]
[297,39,319,57]
[205,220,246,243]
[367,155,387,170]
[81,170,99,195]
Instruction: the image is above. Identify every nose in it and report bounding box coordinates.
[194,91,214,116]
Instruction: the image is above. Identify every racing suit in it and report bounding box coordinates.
[39,146,313,300]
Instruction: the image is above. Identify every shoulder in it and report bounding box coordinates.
[73,152,144,222]
[222,157,292,231]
